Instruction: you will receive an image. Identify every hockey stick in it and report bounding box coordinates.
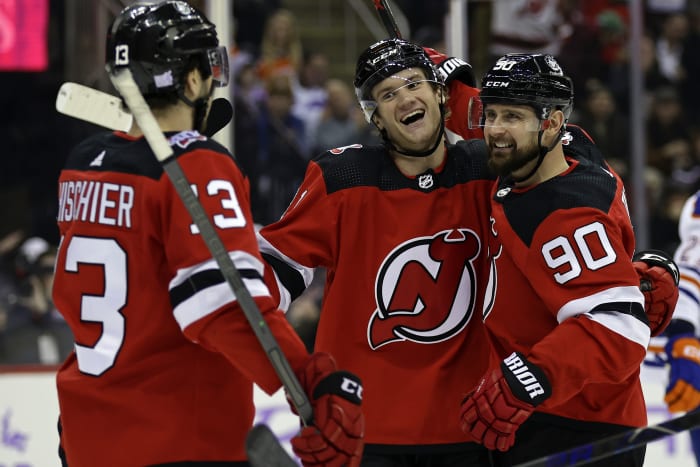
[245,424,298,467]
[56,82,132,131]
[107,68,309,465]
[55,82,233,138]
[514,408,700,467]
[373,0,402,38]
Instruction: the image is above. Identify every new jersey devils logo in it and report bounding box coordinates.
[367,229,481,349]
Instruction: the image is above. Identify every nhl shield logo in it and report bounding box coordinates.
[418,174,434,190]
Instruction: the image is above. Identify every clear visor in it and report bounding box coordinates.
[357,73,440,123]
[467,95,543,132]
[206,46,229,88]
[357,98,378,124]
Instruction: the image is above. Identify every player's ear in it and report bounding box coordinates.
[372,114,384,131]
[543,110,564,132]
[183,68,201,99]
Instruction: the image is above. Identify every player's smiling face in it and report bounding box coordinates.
[371,68,443,153]
[482,103,542,177]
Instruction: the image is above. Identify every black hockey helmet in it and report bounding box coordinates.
[354,38,442,123]
[478,53,573,122]
[105,1,228,97]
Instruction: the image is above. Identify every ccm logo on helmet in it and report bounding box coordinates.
[369,49,399,66]
[484,80,509,88]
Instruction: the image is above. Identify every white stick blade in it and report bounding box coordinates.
[56,82,133,131]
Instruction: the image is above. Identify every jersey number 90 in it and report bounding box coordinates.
[541,221,617,284]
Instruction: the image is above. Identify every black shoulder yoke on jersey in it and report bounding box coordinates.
[63,131,238,180]
[315,139,495,195]
[561,124,605,166]
[496,156,619,247]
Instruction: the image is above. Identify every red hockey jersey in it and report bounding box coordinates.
[259,140,496,449]
[484,128,649,428]
[53,130,308,466]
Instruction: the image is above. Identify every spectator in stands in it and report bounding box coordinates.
[232,0,281,58]
[488,0,567,62]
[646,85,694,176]
[0,236,73,365]
[257,8,304,80]
[646,0,688,37]
[311,78,380,155]
[680,4,700,130]
[608,31,672,114]
[650,182,691,254]
[233,60,267,118]
[669,135,700,191]
[292,50,331,147]
[231,61,264,221]
[595,9,628,73]
[557,0,606,101]
[255,73,309,225]
[570,80,630,177]
[655,12,690,85]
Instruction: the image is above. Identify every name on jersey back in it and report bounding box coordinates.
[57,180,134,227]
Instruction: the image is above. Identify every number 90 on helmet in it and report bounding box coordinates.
[105,1,229,97]
[354,38,443,123]
[468,53,573,130]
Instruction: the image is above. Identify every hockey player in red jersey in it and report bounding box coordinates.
[459,54,651,466]
[424,46,679,339]
[53,2,363,466]
[257,38,679,466]
[258,38,496,465]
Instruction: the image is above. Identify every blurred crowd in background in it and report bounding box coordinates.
[1,0,699,363]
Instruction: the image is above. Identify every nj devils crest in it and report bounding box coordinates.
[368,229,481,349]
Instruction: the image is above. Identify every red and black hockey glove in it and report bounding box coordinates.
[632,249,680,336]
[290,352,364,467]
[460,352,551,451]
[422,46,476,87]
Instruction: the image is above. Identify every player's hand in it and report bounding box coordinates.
[422,46,476,87]
[460,352,551,451]
[290,352,364,466]
[665,334,700,413]
[632,249,680,336]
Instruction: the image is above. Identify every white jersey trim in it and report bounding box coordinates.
[257,231,315,312]
[557,285,649,348]
[169,252,271,329]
